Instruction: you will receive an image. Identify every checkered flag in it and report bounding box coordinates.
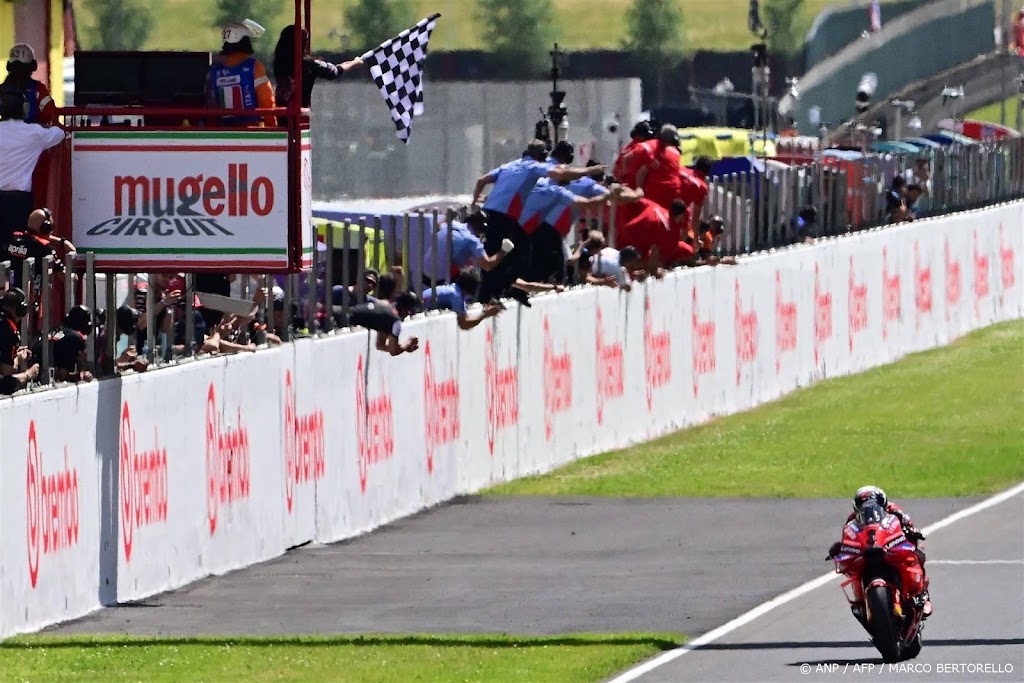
[360,13,440,143]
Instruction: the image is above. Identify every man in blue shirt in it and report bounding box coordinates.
[471,140,604,303]
[422,270,505,331]
[422,211,514,287]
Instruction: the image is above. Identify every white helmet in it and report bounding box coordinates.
[221,19,266,44]
[853,485,887,512]
[8,43,36,65]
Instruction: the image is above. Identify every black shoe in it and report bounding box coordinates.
[507,288,532,308]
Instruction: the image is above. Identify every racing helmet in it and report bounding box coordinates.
[221,19,266,45]
[853,485,887,512]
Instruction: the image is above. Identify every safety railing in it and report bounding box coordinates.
[3,137,1022,395]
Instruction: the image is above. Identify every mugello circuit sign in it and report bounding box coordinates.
[71,131,310,271]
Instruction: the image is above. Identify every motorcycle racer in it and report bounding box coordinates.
[829,486,932,628]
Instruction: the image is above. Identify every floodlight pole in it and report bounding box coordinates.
[548,43,567,144]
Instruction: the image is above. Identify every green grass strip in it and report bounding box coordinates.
[0,633,682,683]
[491,320,1024,499]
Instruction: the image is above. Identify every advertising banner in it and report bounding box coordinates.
[0,201,1020,639]
[71,131,294,271]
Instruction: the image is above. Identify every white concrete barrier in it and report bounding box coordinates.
[1,201,1021,638]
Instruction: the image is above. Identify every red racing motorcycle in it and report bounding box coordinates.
[829,500,927,663]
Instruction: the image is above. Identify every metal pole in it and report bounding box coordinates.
[325,223,335,332]
[145,274,156,363]
[340,222,351,325]
[282,272,293,341]
[356,217,367,301]
[389,215,398,269]
[105,275,116,375]
[430,209,439,304]
[306,248,318,334]
[240,274,250,344]
[184,272,195,355]
[402,213,411,279]
[21,257,34,347]
[85,254,96,366]
[416,210,426,294]
[40,256,52,384]
[446,208,456,285]
[373,215,382,275]
[64,253,75,315]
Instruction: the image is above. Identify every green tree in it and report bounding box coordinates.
[345,0,417,55]
[211,0,283,33]
[85,0,158,50]
[762,0,806,55]
[475,0,555,77]
[623,0,685,67]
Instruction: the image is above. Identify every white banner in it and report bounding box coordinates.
[72,131,294,270]
[1,201,1021,638]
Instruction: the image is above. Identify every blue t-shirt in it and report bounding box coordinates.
[207,57,260,124]
[567,176,608,199]
[423,222,486,280]
[482,157,554,221]
[421,283,468,317]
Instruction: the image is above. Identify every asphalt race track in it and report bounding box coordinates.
[614,489,1024,683]
[54,497,984,641]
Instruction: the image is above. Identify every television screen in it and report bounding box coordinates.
[142,52,211,104]
[73,51,211,106]
[74,53,143,104]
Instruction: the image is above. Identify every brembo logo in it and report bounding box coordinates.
[542,317,573,441]
[813,263,833,366]
[691,286,716,397]
[973,230,990,316]
[595,307,624,425]
[734,280,759,385]
[881,248,901,340]
[120,402,168,563]
[945,238,962,321]
[914,242,932,328]
[485,328,518,455]
[283,370,325,514]
[355,355,394,493]
[644,296,671,411]
[206,384,251,536]
[848,257,868,351]
[424,341,460,473]
[88,165,274,237]
[775,272,796,374]
[26,421,80,588]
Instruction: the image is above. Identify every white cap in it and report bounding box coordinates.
[221,19,266,44]
[8,43,35,64]
[272,285,284,302]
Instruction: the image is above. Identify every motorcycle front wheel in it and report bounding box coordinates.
[866,585,902,663]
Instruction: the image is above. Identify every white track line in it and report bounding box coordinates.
[607,482,1024,683]
[929,559,1024,565]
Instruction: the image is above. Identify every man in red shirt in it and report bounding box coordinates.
[612,121,654,188]
[633,124,684,210]
[679,156,713,252]
[616,190,695,268]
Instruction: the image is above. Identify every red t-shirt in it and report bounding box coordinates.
[618,198,692,265]
[635,141,683,210]
[612,140,644,188]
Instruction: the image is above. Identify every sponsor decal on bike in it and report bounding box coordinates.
[643,296,671,411]
[424,341,460,473]
[692,287,716,397]
[542,317,573,441]
[595,307,624,425]
[485,328,518,455]
[774,271,797,374]
[206,384,251,536]
[734,280,759,385]
[881,247,901,340]
[26,420,80,588]
[283,370,325,514]
[355,355,394,493]
[884,534,908,551]
[120,402,169,563]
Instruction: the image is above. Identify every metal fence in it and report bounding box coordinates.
[4,137,1022,395]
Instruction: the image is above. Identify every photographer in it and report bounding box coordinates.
[0,288,38,394]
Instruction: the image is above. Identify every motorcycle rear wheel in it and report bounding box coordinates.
[867,585,901,663]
